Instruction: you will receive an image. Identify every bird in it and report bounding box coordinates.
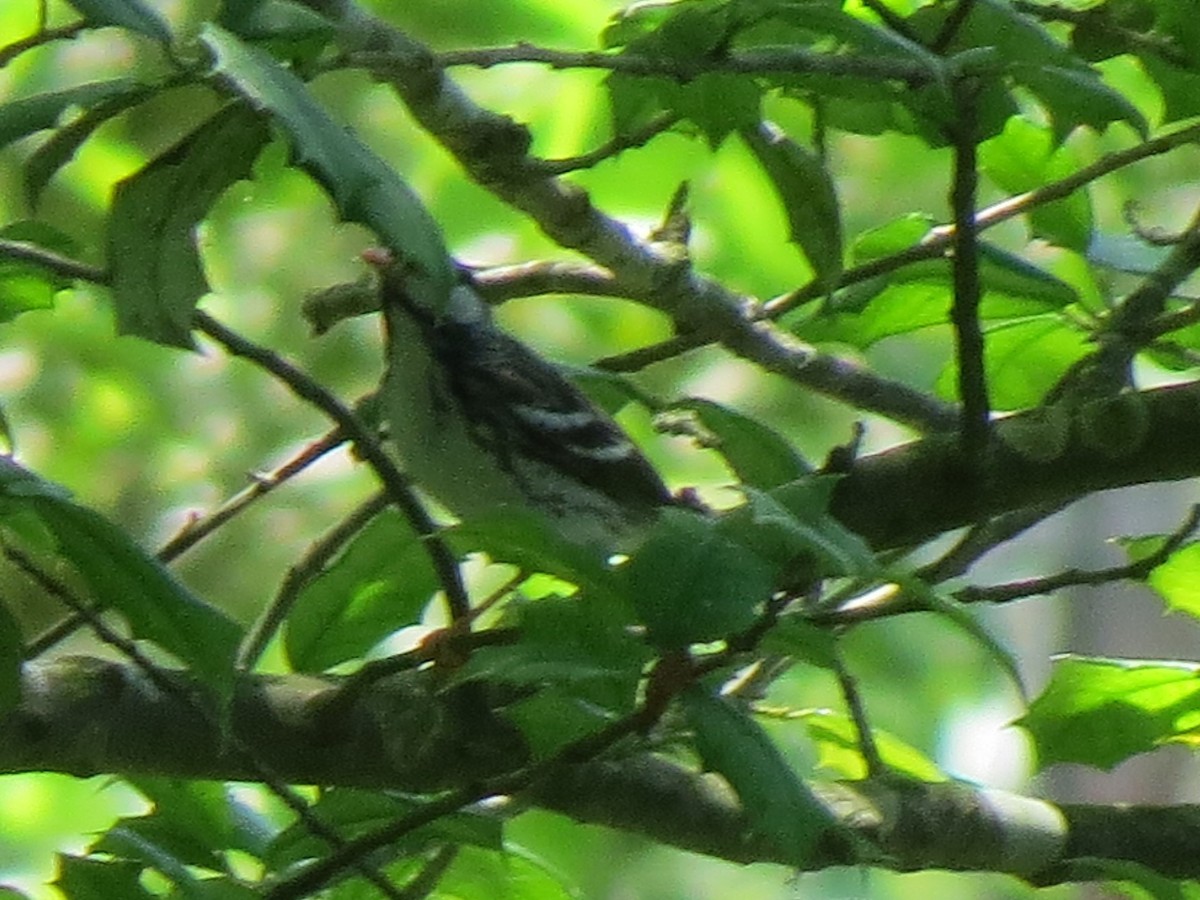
[366,249,673,551]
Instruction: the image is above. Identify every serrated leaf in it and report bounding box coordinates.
[673,398,811,489]
[741,123,842,293]
[64,0,173,43]
[623,507,774,649]
[285,510,439,672]
[1020,655,1200,770]
[0,223,73,323]
[1012,64,1148,143]
[0,458,240,705]
[54,855,155,900]
[202,24,453,313]
[1144,542,1200,620]
[682,686,834,864]
[108,103,271,348]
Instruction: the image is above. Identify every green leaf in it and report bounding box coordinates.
[682,686,835,865]
[1012,64,1148,143]
[623,507,774,649]
[0,223,74,322]
[449,508,618,604]
[980,117,1094,251]
[54,855,155,900]
[436,845,576,900]
[63,0,173,43]
[450,594,648,746]
[0,459,240,705]
[851,213,934,263]
[1020,655,1200,770]
[24,83,157,208]
[799,709,946,782]
[108,103,271,348]
[736,479,876,577]
[741,123,843,294]
[111,778,273,866]
[285,510,439,672]
[959,316,1089,410]
[1145,542,1200,620]
[202,24,453,313]
[672,398,811,490]
[218,0,335,62]
[760,617,838,670]
[267,789,500,868]
[0,80,143,150]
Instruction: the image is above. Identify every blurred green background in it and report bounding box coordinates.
[1,0,1198,897]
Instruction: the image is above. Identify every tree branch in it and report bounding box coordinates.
[8,656,1200,886]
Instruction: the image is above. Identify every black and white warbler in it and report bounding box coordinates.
[367,250,672,550]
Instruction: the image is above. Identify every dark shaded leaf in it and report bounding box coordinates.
[108,103,271,348]
[24,84,157,208]
[202,24,453,313]
[64,0,172,43]
[624,508,774,649]
[741,123,842,293]
[682,686,834,865]
[0,459,240,705]
[54,855,154,900]
[0,80,142,150]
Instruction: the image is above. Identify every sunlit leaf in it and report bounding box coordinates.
[798,709,946,782]
[285,510,440,672]
[1144,543,1200,620]
[1021,655,1200,770]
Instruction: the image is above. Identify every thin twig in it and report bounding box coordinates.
[238,491,391,670]
[534,112,680,175]
[764,122,1200,319]
[948,78,989,464]
[917,501,1069,584]
[956,504,1200,605]
[193,311,472,625]
[3,544,405,899]
[419,44,935,86]
[832,648,883,776]
[158,427,347,563]
[0,21,88,68]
